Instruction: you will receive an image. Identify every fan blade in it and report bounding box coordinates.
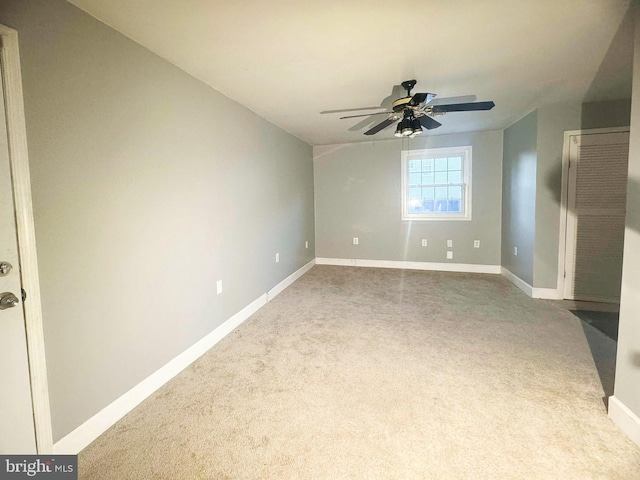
[409,92,436,106]
[320,106,385,114]
[427,94,476,106]
[419,116,442,130]
[339,111,393,119]
[431,101,495,113]
[364,118,396,135]
[348,116,381,132]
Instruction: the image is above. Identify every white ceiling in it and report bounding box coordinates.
[67,0,633,146]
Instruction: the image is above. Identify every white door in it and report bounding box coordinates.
[564,131,630,303]
[0,54,37,453]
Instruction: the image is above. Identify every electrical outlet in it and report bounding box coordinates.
[474,240,480,248]
[216,280,222,295]
[305,241,308,249]
[353,237,359,245]
[514,247,518,256]
[447,240,453,248]
[421,239,428,247]
[275,252,280,263]
[446,251,453,260]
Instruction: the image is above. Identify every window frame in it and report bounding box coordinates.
[401,146,472,221]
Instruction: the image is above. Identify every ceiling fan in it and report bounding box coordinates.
[328,80,495,137]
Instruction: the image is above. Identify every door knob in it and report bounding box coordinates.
[0,262,12,276]
[0,292,20,310]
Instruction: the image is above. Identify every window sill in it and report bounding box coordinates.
[401,216,472,222]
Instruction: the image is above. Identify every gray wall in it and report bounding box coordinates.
[0,0,314,441]
[501,111,538,285]
[533,103,581,288]
[314,131,503,265]
[582,99,633,130]
[613,6,640,430]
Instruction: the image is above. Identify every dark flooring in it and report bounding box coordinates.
[571,310,619,341]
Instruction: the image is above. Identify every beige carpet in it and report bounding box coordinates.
[79,266,640,479]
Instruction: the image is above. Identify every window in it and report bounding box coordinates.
[401,146,472,221]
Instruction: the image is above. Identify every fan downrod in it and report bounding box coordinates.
[401,79,417,95]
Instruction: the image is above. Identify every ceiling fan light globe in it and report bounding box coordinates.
[399,118,412,136]
[411,119,422,135]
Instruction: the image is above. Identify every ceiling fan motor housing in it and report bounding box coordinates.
[392,97,412,112]
[393,79,419,112]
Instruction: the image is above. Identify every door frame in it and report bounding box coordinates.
[556,126,630,301]
[0,24,52,453]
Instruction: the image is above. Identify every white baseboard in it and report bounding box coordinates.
[53,259,315,455]
[500,267,562,299]
[500,267,533,296]
[315,257,501,274]
[532,287,562,300]
[609,396,640,447]
[267,258,315,302]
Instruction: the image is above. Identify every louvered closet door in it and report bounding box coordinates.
[564,131,629,303]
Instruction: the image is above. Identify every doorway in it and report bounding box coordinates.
[0,24,52,453]
[560,128,630,304]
